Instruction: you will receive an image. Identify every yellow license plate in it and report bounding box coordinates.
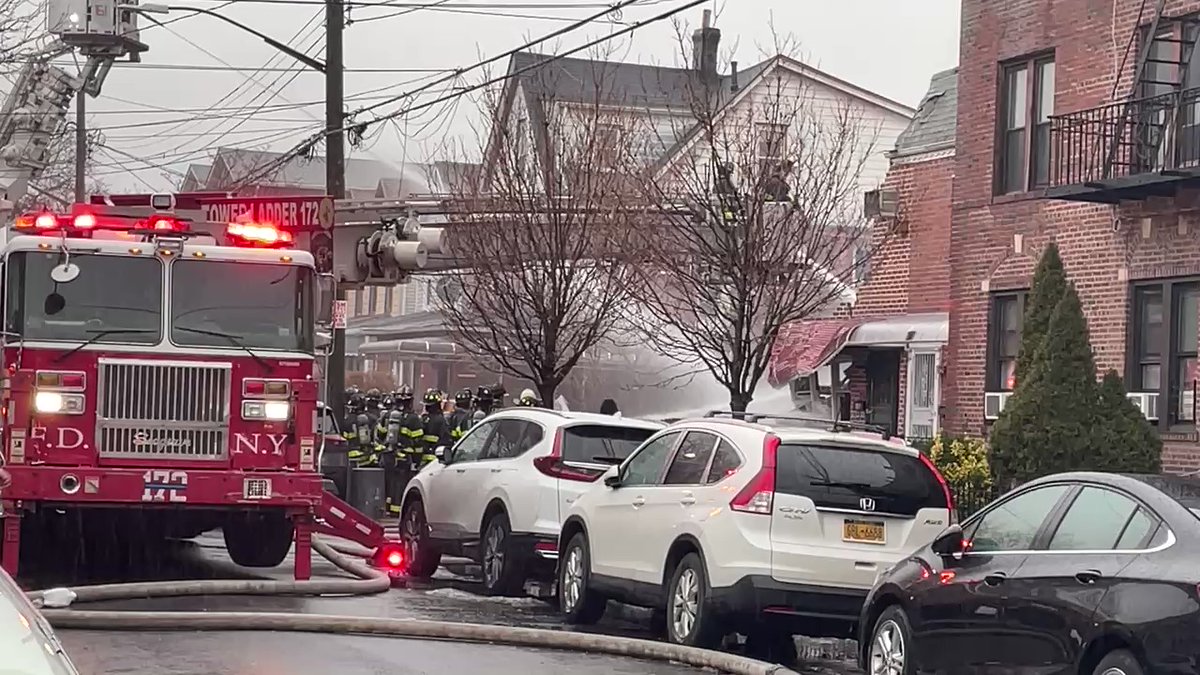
[843,519,885,544]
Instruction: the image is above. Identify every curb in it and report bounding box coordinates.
[42,610,803,675]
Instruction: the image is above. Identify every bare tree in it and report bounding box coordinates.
[16,122,105,211]
[438,73,642,404]
[627,50,882,412]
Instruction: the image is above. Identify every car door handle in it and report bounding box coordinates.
[1075,569,1102,585]
[983,571,1007,586]
[490,468,502,473]
[455,469,466,474]
[680,494,696,505]
[632,497,645,508]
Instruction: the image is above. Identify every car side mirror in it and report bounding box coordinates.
[930,524,965,557]
[603,472,622,489]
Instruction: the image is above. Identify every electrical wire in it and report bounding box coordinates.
[38,62,450,73]
[232,0,698,188]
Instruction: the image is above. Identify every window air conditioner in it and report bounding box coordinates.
[984,391,1011,421]
[1126,392,1160,421]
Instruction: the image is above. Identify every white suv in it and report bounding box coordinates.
[557,414,954,654]
[399,408,663,595]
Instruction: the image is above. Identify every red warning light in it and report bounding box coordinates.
[73,213,97,229]
[146,216,186,232]
[226,222,294,248]
[35,213,58,229]
[386,550,403,568]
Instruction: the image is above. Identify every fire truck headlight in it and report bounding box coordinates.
[35,391,85,415]
[243,400,291,421]
[35,391,63,413]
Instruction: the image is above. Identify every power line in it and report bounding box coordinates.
[235,0,703,188]
[190,0,638,7]
[40,61,449,73]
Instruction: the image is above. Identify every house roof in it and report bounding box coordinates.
[207,147,403,191]
[891,67,957,158]
[185,164,212,183]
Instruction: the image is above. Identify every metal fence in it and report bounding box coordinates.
[948,481,999,520]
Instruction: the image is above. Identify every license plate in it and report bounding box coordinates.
[843,519,885,544]
[243,478,272,500]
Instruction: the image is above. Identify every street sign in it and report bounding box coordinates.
[310,232,333,274]
[198,196,334,231]
[332,300,348,329]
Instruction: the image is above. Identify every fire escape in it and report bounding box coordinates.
[1048,0,1200,202]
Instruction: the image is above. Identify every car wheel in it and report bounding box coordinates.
[1094,649,1145,675]
[868,606,916,675]
[480,512,526,596]
[400,499,441,579]
[558,532,607,625]
[664,552,724,648]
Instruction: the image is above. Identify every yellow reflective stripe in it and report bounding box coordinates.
[422,435,439,443]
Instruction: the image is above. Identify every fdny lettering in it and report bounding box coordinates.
[31,425,85,450]
[142,470,187,503]
[233,433,287,455]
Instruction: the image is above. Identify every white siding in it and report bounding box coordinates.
[666,63,911,202]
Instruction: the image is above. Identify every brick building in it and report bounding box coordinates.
[769,69,955,440]
[946,0,1200,471]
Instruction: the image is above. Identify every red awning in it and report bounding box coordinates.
[768,318,860,387]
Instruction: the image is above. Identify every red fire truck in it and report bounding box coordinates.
[0,201,399,579]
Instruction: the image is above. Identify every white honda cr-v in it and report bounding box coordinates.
[558,413,954,657]
[399,408,662,595]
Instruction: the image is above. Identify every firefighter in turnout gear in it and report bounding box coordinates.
[388,386,424,515]
[472,385,496,424]
[420,389,450,466]
[448,389,474,442]
[345,388,380,467]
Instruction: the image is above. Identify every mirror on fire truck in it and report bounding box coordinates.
[50,262,80,284]
[316,273,335,326]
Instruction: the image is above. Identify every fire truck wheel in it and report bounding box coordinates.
[400,499,441,579]
[223,511,295,568]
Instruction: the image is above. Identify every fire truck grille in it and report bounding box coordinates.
[96,359,232,460]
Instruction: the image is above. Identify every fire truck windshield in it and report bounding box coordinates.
[4,252,163,345]
[170,259,314,353]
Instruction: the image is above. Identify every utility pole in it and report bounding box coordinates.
[325,0,347,416]
[74,90,85,202]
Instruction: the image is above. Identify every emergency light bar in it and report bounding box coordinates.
[225,221,294,248]
[13,210,190,235]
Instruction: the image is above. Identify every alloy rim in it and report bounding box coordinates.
[671,568,699,640]
[483,522,505,586]
[401,506,422,563]
[1100,670,1126,675]
[869,619,906,675]
[562,545,584,612]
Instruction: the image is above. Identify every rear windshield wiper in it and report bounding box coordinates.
[175,326,272,372]
[810,480,889,496]
[54,328,157,363]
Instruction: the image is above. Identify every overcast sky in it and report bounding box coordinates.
[41,0,961,193]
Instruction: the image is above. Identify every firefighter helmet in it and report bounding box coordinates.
[454,388,474,407]
[423,389,445,406]
[514,388,539,407]
[395,384,414,401]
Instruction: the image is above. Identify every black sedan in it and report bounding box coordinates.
[858,471,1200,675]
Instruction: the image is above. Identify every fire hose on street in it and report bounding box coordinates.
[25,535,801,675]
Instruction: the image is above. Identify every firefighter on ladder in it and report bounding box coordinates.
[420,389,450,466]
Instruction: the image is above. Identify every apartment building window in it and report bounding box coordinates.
[1129,280,1199,427]
[986,292,1027,391]
[998,55,1055,194]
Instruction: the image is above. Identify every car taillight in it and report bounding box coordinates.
[730,433,779,515]
[533,428,605,482]
[919,452,957,524]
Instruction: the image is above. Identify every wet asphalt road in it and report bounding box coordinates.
[18,531,860,675]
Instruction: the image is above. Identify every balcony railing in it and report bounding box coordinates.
[1048,87,1200,201]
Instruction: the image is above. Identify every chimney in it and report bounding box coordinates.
[692,9,721,80]
[730,61,739,92]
